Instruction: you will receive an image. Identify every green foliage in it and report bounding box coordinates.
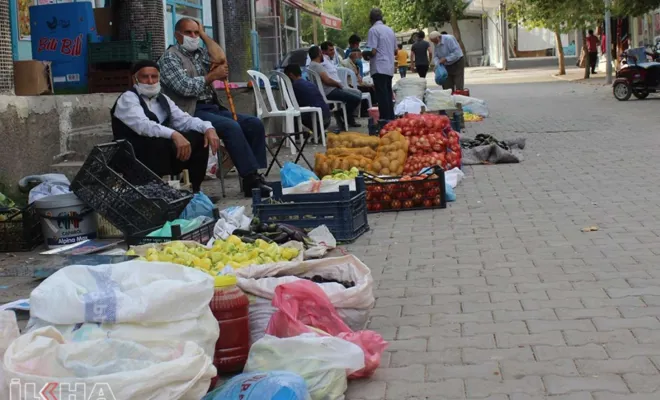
[508,0,602,33]
[380,0,471,32]
[613,0,660,17]
[299,0,377,46]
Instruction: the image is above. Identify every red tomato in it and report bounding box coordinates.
[383,184,395,195]
[406,184,417,194]
[391,199,402,209]
[367,203,374,211]
[403,200,414,209]
[423,199,433,208]
[366,192,373,201]
[373,203,383,211]
[372,185,383,193]
[382,193,392,203]
[433,196,443,206]
[426,188,440,197]
[413,193,423,205]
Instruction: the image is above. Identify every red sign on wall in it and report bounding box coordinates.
[321,14,342,30]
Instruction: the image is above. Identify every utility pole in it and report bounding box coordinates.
[605,0,612,83]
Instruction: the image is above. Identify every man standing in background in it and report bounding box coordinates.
[366,8,397,121]
[429,31,465,91]
[411,31,432,78]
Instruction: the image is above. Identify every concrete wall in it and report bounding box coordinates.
[0,94,117,197]
[433,19,484,54]
[0,87,259,197]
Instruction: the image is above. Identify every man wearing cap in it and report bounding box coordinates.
[111,60,218,193]
[366,8,397,121]
[158,17,270,197]
[429,31,465,92]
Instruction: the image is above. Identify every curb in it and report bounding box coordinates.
[551,73,609,86]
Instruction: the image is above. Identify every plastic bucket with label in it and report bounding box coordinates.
[34,193,98,249]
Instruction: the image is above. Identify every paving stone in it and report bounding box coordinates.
[463,321,529,336]
[622,373,660,393]
[500,359,579,379]
[466,376,545,398]
[543,375,629,395]
[390,350,462,367]
[428,334,496,351]
[496,331,565,348]
[427,362,500,381]
[528,319,596,333]
[372,364,426,382]
[593,392,660,400]
[564,330,637,346]
[534,344,609,361]
[385,379,465,399]
[344,81,660,399]
[592,317,660,332]
[463,347,535,363]
[576,357,658,375]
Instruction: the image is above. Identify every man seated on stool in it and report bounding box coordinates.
[158,17,270,197]
[283,63,331,132]
[111,60,218,193]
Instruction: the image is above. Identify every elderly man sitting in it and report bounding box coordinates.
[111,60,219,193]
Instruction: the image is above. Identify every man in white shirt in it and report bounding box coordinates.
[111,60,220,193]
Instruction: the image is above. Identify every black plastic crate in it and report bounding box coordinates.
[70,140,193,236]
[252,176,369,243]
[126,209,219,247]
[0,205,43,252]
[364,167,447,213]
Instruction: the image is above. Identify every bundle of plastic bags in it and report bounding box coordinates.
[393,77,427,106]
[4,327,215,400]
[27,261,219,357]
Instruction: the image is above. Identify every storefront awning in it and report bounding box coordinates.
[283,0,343,30]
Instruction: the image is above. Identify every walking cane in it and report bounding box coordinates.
[224,79,238,121]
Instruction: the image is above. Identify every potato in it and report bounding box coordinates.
[372,161,382,171]
[381,168,391,175]
[389,160,400,171]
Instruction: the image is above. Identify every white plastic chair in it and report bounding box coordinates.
[307,69,349,132]
[270,70,326,146]
[247,69,302,155]
[337,66,373,118]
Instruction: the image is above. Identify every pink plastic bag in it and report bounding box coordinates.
[265,280,388,379]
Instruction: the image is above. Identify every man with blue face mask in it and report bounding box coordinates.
[111,60,219,193]
[158,17,271,197]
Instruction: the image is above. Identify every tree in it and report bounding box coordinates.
[510,0,660,76]
[300,0,376,47]
[380,0,472,63]
[508,0,602,75]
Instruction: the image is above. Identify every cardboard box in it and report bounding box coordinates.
[94,8,115,38]
[13,61,53,96]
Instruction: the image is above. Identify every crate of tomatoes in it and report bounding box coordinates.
[364,167,447,213]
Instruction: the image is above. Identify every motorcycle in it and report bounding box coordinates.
[613,50,660,101]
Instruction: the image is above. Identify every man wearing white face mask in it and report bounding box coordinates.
[111,60,219,193]
[158,17,271,198]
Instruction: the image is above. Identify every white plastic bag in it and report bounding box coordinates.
[206,152,219,179]
[0,311,20,396]
[30,261,215,325]
[445,167,465,189]
[212,206,252,240]
[26,309,219,357]
[393,77,427,106]
[244,334,365,400]
[4,327,216,400]
[283,179,356,194]
[22,173,72,204]
[453,94,489,117]
[424,88,455,111]
[394,96,426,116]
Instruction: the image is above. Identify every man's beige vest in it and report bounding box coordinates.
[161,46,199,116]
